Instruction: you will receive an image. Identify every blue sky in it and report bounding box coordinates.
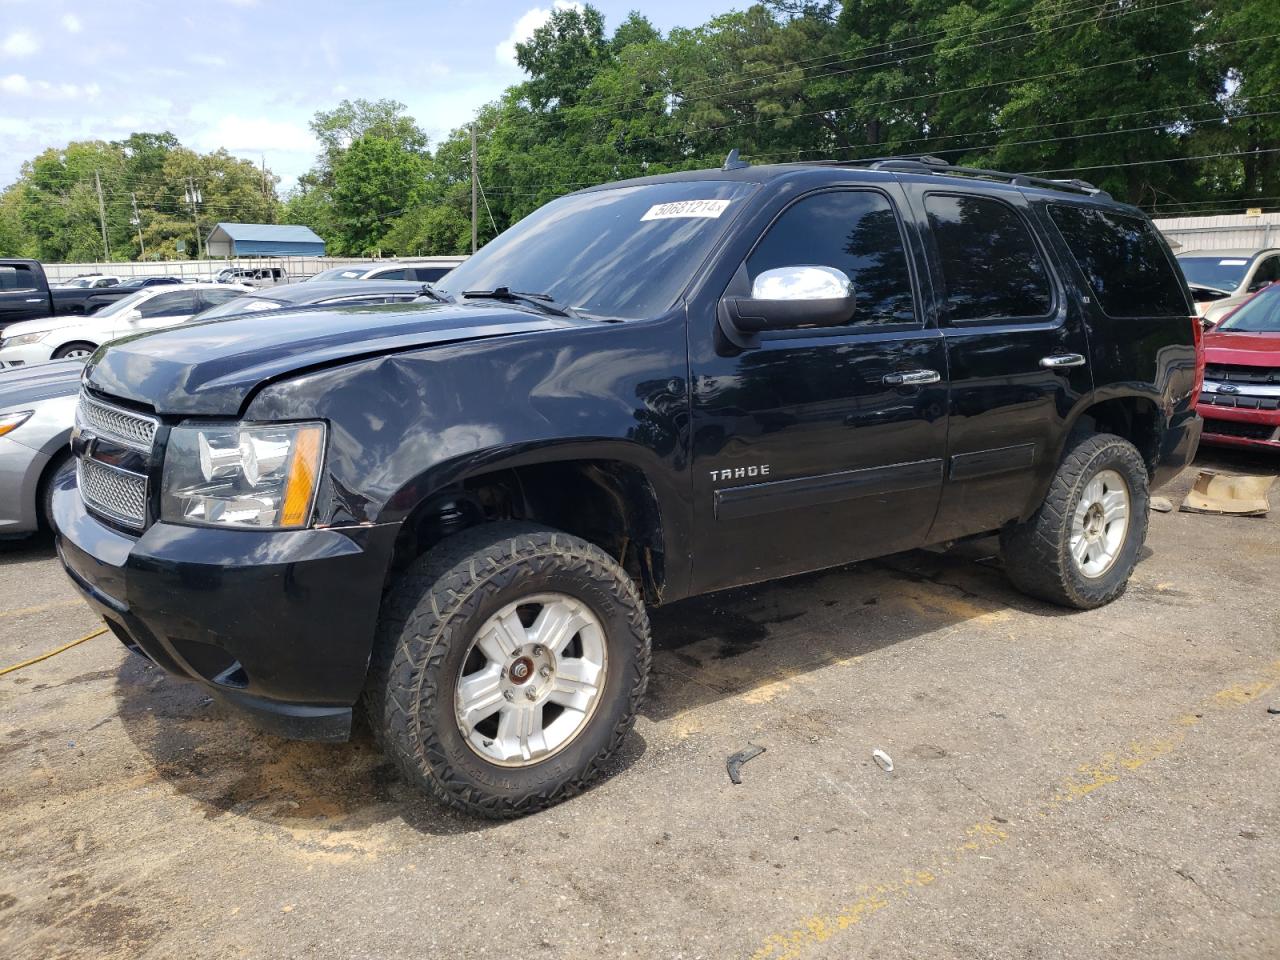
[0,0,733,190]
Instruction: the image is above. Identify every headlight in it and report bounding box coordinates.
[160,421,326,529]
[0,410,33,437]
[1,332,47,348]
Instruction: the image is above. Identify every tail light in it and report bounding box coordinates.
[1190,314,1205,406]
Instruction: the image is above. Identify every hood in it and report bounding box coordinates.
[1203,330,1280,368]
[2,312,102,339]
[1203,294,1249,324]
[0,359,83,407]
[84,300,592,416]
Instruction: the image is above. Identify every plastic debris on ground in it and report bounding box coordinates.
[1179,470,1276,517]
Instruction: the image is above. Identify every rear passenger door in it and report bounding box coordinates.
[901,185,1093,541]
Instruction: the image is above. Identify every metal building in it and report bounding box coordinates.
[1153,212,1280,253]
[204,223,326,258]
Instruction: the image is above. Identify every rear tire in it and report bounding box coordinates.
[1000,433,1149,609]
[365,522,650,819]
[52,341,97,360]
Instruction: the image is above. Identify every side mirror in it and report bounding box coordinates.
[723,266,856,334]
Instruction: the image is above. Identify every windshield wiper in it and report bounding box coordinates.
[460,286,579,319]
[416,284,452,303]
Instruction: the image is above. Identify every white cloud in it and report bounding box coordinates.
[188,53,228,68]
[495,2,582,65]
[192,115,316,154]
[2,30,39,57]
[61,14,82,34]
[0,74,101,100]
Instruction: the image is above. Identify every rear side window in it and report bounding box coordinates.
[1048,205,1188,317]
[412,267,450,282]
[0,264,39,292]
[747,190,916,327]
[924,194,1052,322]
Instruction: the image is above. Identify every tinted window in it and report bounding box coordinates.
[372,268,407,280]
[1049,205,1189,318]
[1251,255,1280,290]
[925,194,1052,321]
[0,264,38,292]
[435,180,759,320]
[200,289,244,309]
[138,290,197,317]
[412,267,450,282]
[746,190,915,326]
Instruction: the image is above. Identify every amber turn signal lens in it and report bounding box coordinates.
[280,424,325,528]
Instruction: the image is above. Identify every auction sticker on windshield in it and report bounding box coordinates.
[641,199,732,221]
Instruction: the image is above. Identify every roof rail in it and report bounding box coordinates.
[784,153,1112,201]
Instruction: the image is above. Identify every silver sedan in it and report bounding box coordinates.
[0,360,81,536]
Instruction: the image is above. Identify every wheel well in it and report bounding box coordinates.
[387,459,667,603]
[1072,397,1161,477]
[36,445,73,529]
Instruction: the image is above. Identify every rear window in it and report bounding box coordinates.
[1048,205,1189,318]
[0,264,39,292]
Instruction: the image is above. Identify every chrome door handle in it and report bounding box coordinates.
[24,298,43,303]
[883,369,941,386]
[1040,353,1087,368]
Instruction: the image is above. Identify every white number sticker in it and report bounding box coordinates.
[641,199,731,221]
[1219,259,1248,266]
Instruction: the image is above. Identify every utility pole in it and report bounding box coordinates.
[470,124,478,254]
[185,177,203,258]
[130,192,145,260]
[261,154,271,222]
[93,170,110,261]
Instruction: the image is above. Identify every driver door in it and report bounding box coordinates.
[688,186,949,594]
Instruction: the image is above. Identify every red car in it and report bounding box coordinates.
[1197,282,1280,450]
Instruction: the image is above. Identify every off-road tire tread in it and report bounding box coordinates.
[364,522,650,819]
[1000,433,1149,610]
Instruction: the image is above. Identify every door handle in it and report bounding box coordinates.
[25,298,43,303]
[1039,353,1087,368]
[883,369,941,386]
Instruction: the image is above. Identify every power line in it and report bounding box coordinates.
[1031,146,1280,175]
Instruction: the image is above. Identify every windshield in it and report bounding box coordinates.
[1177,255,1253,292]
[194,296,286,320]
[434,180,759,319]
[92,290,150,318]
[1218,286,1280,332]
[310,267,367,281]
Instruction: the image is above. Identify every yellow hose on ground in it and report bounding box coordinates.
[0,626,107,677]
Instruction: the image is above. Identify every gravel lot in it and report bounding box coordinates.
[2,448,1278,960]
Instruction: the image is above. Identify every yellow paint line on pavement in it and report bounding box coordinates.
[751,659,1280,960]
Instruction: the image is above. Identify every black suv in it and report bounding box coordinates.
[55,156,1202,818]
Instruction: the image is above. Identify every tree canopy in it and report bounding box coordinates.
[1,1,1274,260]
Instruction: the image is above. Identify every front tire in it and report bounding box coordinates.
[366,522,651,818]
[1000,433,1150,609]
[52,341,97,360]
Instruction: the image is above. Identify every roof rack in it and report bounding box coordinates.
[782,154,1111,200]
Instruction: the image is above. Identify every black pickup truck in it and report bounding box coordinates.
[55,155,1202,818]
[0,259,137,331]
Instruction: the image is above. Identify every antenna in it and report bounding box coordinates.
[722,149,750,171]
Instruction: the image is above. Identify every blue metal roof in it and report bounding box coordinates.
[206,222,325,256]
[210,223,324,244]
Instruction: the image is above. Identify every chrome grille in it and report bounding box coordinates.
[77,393,158,452]
[78,458,148,529]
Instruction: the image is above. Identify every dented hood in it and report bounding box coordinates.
[83,301,588,416]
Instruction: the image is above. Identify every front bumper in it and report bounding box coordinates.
[53,472,400,741]
[1196,400,1280,451]
[0,342,57,368]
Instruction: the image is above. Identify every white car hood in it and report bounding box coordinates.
[1,313,111,339]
